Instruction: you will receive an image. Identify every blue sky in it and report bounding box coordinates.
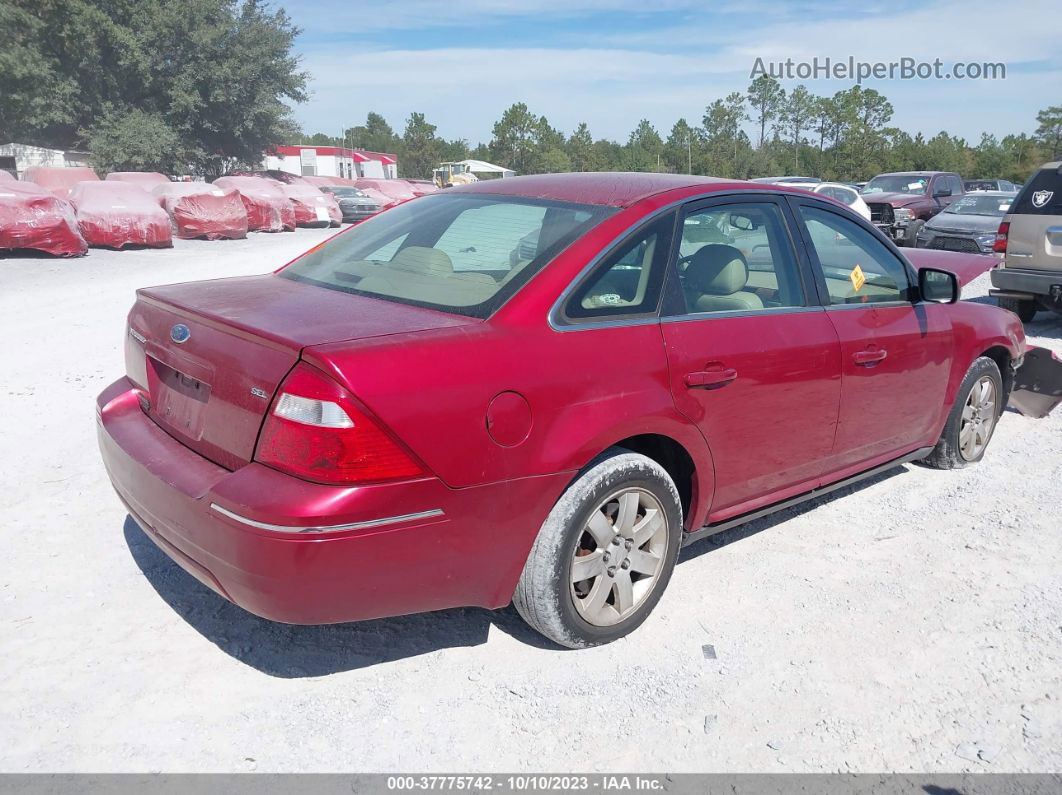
[288,0,1059,146]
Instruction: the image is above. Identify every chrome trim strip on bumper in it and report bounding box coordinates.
[209,504,445,534]
[129,327,147,344]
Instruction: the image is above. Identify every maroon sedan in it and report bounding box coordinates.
[97,173,1059,648]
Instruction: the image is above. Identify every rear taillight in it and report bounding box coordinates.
[993,221,1009,253]
[254,362,424,485]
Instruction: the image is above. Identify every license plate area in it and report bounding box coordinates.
[146,356,211,439]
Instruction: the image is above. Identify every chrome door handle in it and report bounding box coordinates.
[853,348,888,366]
[684,367,738,388]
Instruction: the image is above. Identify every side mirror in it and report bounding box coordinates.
[933,187,952,198]
[919,267,959,304]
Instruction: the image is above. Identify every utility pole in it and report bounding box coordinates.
[687,134,692,174]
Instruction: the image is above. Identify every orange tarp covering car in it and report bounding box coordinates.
[106,172,171,189]
[22,166,100,199]
[213,176,295,232]
[0,181,87,257]
[68,181,172,249]
[280,183,341,227]
[152,182,249,240]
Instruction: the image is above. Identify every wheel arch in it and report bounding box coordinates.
[979,344,1014,407]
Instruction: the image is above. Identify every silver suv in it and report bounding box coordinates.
[990,161,1062,321]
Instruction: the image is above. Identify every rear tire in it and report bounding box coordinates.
[997,296,1037,323]
[513,449,683,649]
[922,357,1003,470]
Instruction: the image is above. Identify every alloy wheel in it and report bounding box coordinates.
[569,488,669,627]
[959,375,997,461]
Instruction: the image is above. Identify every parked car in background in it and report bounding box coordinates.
[990,161,1062,321]
[97,172,1059,649]
[748,176,820,187]
[106,172,171,189]
[320,186,382,223]
[915,191,1013,255]
[355,178,418,206]
[0,181,87,257]
[152,182,248,241]
[69,181,172,249]
[213,175,295,233]
[22,166,99,199]
[279,183,342,228]
[861,171,965,246]
[811,182,871,221]
[965,179,1019,193]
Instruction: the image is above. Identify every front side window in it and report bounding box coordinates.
[798,205,910,305]
[672,202,805,314]
[281,194,612,318]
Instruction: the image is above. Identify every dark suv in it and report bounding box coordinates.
[861,171,965,247]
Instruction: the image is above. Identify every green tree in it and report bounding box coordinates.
[86,109,184,173]
[781,85,816,172]
[345,112,399,153]
[566,123,599,171]
[1034,105,1062,159]
[623,119,664,171]
[401,112,440,179]
[489,102,541,174]
[1,0,307,176]
[663,118,701,174]
[746,75,784,148]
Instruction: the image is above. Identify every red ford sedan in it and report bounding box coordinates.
[97,173,1059,648]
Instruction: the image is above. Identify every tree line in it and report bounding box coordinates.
[308,78,1061,184]
[2,0,306,177]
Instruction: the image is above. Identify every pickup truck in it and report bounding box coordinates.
[861,171,965,247]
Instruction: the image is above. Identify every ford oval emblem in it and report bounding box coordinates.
[170,324,191,344]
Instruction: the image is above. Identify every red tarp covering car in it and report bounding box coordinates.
[0,171,15,182]
[213,176,295,232]
[355,178,418,206]
[22,166,100,199]
[280,183,341,227]
[69,181,173,249]
[0,181,88,257]
[106,172,171,189]
[152,182,249,240]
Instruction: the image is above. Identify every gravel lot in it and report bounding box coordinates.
[2,230,1060,773]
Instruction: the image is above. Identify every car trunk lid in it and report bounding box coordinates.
[125,274,474,470]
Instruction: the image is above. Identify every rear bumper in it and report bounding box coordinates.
[990,267,1062,299]
[97,377,569,624]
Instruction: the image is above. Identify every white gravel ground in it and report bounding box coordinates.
[1,231,1060,773]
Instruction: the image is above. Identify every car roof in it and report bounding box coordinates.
[953,190,1013,197]
[875,171,950,177]
[447,172,792,208]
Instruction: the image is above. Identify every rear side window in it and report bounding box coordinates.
[1009,167,1062,215]
[563,212,675,321]
[281,194,612,318]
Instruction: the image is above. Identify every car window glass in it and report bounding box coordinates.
[799,206,910,305]
[565,213,674,320]
[673,202,805,315]
[1010,168,1062,215]
[818,185,855,204]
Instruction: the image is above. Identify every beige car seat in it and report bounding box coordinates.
[684,244,764,313]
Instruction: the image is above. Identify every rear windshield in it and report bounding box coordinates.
[1009,167,1062,215]
[943,195,1012,216]
[280,193,612,318]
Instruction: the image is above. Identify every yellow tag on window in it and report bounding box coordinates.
[850,264,866,292]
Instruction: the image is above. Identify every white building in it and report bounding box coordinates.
[0,143,92,178]
[263,145,398,180]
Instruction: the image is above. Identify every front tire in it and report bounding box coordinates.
[513,449,683,648]
[922,357,1003,470]
[904,219,925,247]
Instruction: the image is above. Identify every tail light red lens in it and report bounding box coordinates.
[993,221,1009,253]
[254,362,424,485]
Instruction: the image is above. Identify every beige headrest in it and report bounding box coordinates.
[685,245,749,295]
[390,246,453,275]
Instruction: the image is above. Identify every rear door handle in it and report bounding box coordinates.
[684,367,738,388]
[853,348,888,366]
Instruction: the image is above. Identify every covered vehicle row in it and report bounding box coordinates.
[3,170,428,257]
